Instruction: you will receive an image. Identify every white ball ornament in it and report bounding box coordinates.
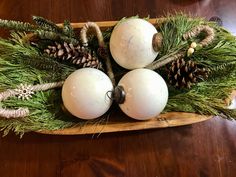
[115,69,168,120]
[62,68,113,120]
[109,18,159,69]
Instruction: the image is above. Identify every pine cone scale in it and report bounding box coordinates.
[57,49,64,57]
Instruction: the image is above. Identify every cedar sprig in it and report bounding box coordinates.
[207,62,236,80]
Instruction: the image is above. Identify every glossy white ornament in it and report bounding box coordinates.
[62,68,113,120]
[118,69,168,120]
[109,18,158,69]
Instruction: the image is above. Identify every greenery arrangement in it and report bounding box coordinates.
[150,14,236,118]
[0,13,235,137]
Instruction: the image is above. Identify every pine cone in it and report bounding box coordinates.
[44,42,103,69]
[168,59,209,88]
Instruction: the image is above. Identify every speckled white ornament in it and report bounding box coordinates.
[109,18,158,69]
[62,68,113,120]
[118,69,168,120]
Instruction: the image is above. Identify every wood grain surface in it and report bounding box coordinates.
[0,0,236,177]
[38,112,212,135]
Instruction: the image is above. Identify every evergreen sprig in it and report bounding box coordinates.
[165,74,236,119]
[0,16,79,46]
[0,19,35,32]
[0,90,76,137]
[0,34,78,136]
[63,20,75,38]
[159,14,236,118]
[32,16,62,33]
[0,34,76,88]
[158,13,204,56]
[35,29,79,45]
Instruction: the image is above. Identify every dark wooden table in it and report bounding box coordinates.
[0,1,236,177]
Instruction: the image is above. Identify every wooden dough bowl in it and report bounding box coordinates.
[38,19,234,135]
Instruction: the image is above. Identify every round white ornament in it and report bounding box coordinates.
[109,18,158,69]
[117,69,168,120]
[62,68,113,120]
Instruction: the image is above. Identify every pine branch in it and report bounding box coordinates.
[0,38,76,83]
[208,62,236,80]
[158,13,204,56]
[63,20,75,38]
[0,19,35,32]
[154,13,236,119]
[35,30,79,45]
[20,55,60,71]
[32,16,62,33]
[0,90,76,137]
[0,37,79,136]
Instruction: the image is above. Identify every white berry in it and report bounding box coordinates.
[187,47,195,56]
[190,42,197,48]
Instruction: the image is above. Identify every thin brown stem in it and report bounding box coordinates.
[145,51,185,70]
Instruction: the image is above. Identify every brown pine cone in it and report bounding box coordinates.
[44,42,103,69]
[168,58,210,89]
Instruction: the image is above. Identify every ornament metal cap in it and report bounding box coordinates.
[152,33,163,52]
[113,86,126,104]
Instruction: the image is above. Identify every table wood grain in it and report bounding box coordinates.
[0,0,236,177]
